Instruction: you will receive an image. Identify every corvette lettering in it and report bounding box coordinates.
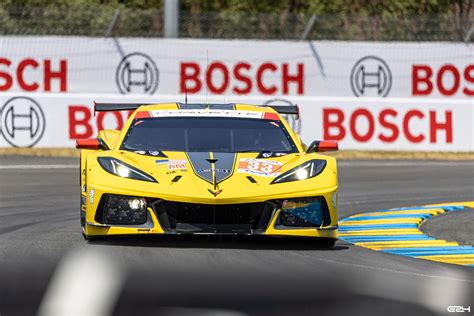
[149,109,264,119]
[197,168,231,173]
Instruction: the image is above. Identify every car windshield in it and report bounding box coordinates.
[121,117,298,153]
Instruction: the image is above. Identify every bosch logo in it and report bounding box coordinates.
[264,98,301,134]
[350,56,392,97]
[116,52,159,94]
[0,97,46,147]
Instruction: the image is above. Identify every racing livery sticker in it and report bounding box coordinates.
[167,160,187,170]
[238,158,282,177]
[156,159,187,170]
[89,188,95,205]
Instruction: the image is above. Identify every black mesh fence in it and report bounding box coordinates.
[0,4,472,41]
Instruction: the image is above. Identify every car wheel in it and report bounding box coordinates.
[318,238,337,247]
[82,231,89,241]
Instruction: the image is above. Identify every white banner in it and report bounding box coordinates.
[0,93,472,151]
[1,36,473,98]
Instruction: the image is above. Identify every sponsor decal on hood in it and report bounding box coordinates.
[238,158,282,177]
[156,159,188,170]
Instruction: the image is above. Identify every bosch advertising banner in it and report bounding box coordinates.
[0,93,472,151]
[0,36,473,98]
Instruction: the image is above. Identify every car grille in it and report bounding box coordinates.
[150,201,276,234]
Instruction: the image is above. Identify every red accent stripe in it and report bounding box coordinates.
[135,111,151,118]
[76,138,99,150]
[318,141,339,152]
[263,112,280,121]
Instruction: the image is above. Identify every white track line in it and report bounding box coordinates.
[0,164,77,169]
[290,250,474,283]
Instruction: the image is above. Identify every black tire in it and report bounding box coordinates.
[82,231,89,241]
[317,238,337,247]
[83,233,102,242]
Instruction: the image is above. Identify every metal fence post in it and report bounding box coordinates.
[301,14,316,40]
[164,0,179,38]
[464,23,474,42]
[105,9,121,37]
[105,9,125,59]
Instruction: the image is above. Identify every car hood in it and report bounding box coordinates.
[91,150,337,204]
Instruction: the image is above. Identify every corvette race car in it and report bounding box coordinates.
[77,102,339,244]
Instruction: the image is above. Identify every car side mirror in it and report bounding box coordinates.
[306,140,338,153]
[76,138,109,150]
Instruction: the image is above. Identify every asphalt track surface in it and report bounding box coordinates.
[0,157,473,316]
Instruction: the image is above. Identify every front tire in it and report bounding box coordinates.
[82,231,89,241]
[317,238,337,247]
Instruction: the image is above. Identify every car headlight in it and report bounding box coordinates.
[102,194,148,225]
[97,157,157,183]
[271,159,326,184]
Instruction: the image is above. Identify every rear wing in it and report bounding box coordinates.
[93,102,154,114]
[93,102,299,118]
[268,105,299,117]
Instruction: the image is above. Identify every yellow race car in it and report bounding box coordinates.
[77,102,339,245]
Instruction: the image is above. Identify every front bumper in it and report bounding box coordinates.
[82,170,338,238]
[84,193,338,240]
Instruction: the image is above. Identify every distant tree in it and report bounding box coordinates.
[0,0,471,40]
